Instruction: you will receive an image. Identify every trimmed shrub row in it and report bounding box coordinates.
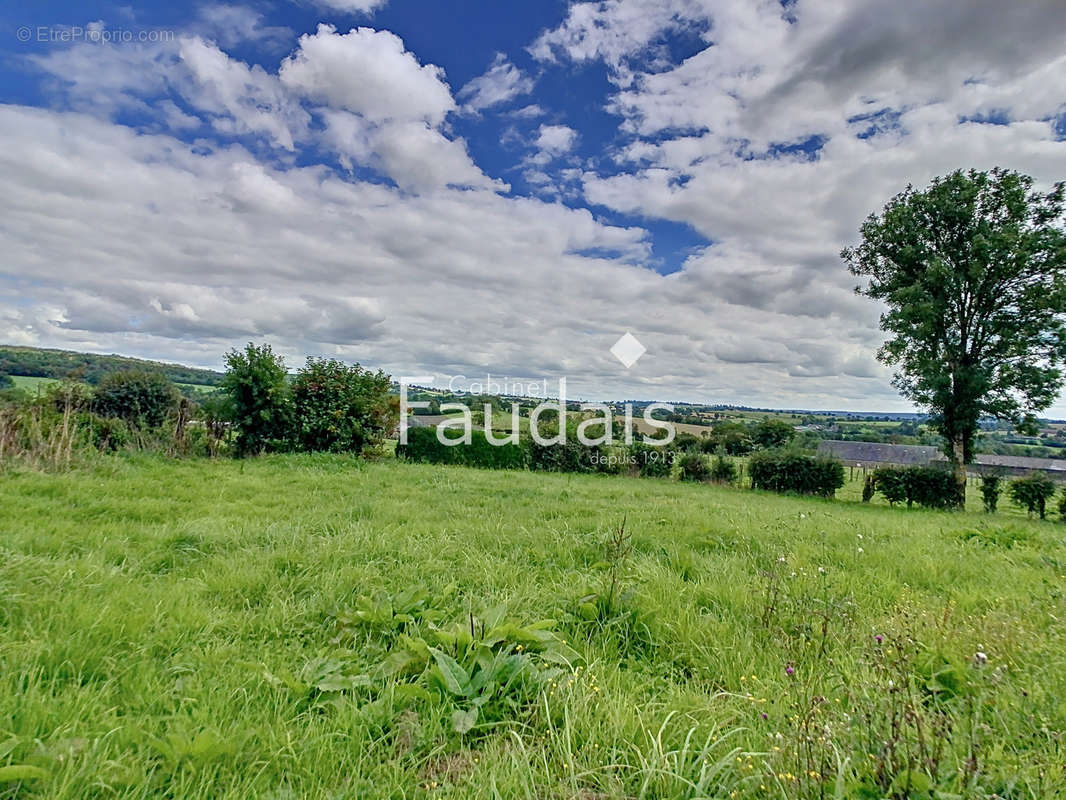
[396,426,529,470]
[749,451,845,498]
[399,430,851,500]
[871,465,963,509]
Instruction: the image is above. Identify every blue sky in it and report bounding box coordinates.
[2,0,1065,410]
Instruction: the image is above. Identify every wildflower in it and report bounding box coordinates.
[785,665,795,676]
[874,634,883,644]
[857,547,864,554]
[761,712,768,719]
[975,651,988,666]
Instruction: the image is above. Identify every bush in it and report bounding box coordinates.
[872,466,962,509]
[197,391,233,456]
[749,451,845,498]
[678,453,710,482]
[672,433,702,453]
[705,422,753,455]
[709,452,737,484]
[628,442,673,478]
[86,413,131,452]
[0,373,12,390]
[92,370,178,429]
[528,439,604,473]
[1008,473,1057,519]
[980,473,1003,513]
[291,358,396,455]
[751,419,794,450]
[861,474,876,503]
[397,425,528,470]
[221,343,292,457]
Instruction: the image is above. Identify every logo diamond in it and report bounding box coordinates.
[610,331,646,369]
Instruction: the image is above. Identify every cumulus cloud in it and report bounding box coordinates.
[32,23,497,192]
[458,53,535,112]
[8,1,1066,412]
[279,25,455,125]
[529,0,707,75]
[535,124,578,155]
[527,0,1066,406]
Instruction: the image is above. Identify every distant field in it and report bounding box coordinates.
[175,382,218,394]
[6,376,217,395]
[2,455,1064,798]
[9,375,59,392]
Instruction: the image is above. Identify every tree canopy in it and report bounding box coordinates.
[843,168,1066,496]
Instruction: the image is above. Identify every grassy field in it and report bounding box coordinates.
[8,376,59,393]
[2,456,1066,798]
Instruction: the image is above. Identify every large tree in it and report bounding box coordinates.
[291,357,396,455]
[843,168,1066,503]
[221,343,292,457]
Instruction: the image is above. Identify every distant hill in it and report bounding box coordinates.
[0,345,224,386]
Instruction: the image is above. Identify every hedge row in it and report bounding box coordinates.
[748,451,845,498]
[395,426,529,470]
[398,428,849,500]
[870,465,962,509]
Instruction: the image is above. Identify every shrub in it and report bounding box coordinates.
[749,451,845,498]
[86,414,131,452]
[980,473,1003,513]
[92,370,178,429]
[397,425,528,470]
[197,391,233,456]
[628,442,673,478]
[678,453,710,482]
[861,474,876,503]
[751,419,795,450]
[872,466,962,509]
[1008,473,1057,519]
[0,373,12,390]
[672,433,702,453]
[291,358,396,455]
[221,343,292,457]
[709,452,737,484]
[528,439,604,473]
[705,422,753,455]
[1058,491,1066,522]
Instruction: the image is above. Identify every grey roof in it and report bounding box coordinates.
[973,453,1066,472]
[816,440,1066,474]
[816,440,941,465]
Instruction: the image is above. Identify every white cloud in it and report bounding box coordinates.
[180,37,309,150]
[535,124,578,156]
[279,25,455,125]
[530,0,706,76]
[458,53,535,112]
[32,23,497,192]
[314,0,390,14]
[10,1,1066,412]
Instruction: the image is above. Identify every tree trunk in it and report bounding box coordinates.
[951,435,967,508]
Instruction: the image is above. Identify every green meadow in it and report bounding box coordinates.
[2,455,1065,798]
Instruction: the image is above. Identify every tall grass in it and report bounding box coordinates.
[0,400,81,470]
[1,455,1065,797]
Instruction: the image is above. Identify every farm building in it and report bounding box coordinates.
[816,440,1066,481]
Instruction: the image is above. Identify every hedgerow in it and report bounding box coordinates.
[872,465,963,509]
[396,426,529,469]
[748,451,845,497]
